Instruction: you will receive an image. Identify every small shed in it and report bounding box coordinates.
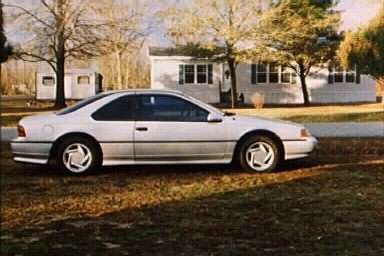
[36,69,102,100]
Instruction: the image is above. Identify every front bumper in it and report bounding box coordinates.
[11,138,52,165]
[283,136,318,160]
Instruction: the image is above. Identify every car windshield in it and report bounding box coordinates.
[55,92,112,115]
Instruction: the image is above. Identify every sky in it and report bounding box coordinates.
[4,0,383,46]
[336,0,382,31]
[148,0,383,46]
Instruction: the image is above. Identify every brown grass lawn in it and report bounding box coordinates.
[1,139,384,255]
[227,103,384,123]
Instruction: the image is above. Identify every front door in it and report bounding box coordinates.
[91,94,136,164]
[134,94,228,162]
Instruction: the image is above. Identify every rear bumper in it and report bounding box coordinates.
[11,138,52,165]
[283,136,318,160]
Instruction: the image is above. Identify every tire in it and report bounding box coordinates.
[56,136,101,175]
[239,135,281,173]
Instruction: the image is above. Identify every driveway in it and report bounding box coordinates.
[1,127,17,141]
[1,122,383,142]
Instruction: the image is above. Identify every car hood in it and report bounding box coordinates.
[233,114,305,128]
[227,114,307,140]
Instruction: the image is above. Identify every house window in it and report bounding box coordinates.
[77,75,90,85]
[252,64,296,84]
[42,76,54,86]
[197,65,207,83]
[329,66,359,84]
[179,64,213,85]
[257,64,267,83]
[184,65,195,84]
[281,66,291,83]
[345,68,355,83]
[334,67,344,83]
[269,64,279,83]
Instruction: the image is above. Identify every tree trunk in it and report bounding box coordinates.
[378,76,384,103]
[115,51,123,90]
[54,0,66,109]
[298,62,310,106]
[228,58,237,109]
[0,63,2,93]
[54,38,66,108]
[299,74,310,105]
[125,54,130,88]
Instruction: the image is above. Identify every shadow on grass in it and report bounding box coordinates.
[2,139,384,255]
[2,159,384,256]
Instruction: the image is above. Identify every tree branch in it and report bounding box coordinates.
[4,4,55,30]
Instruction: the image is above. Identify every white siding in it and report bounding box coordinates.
[309,70,376,103]
[151,59,221,103]
[235,63,304,104]
[36,70,100,100]
[36,72,56,100]
[150,58,377,104]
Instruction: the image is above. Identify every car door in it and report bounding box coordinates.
[134,93,228,162]
[90,94,136,164]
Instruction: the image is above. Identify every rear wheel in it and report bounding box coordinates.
[56,137,101,175]
[239,135,281,173]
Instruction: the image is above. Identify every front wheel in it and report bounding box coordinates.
[239,135,281,173]
[56,137,101,175]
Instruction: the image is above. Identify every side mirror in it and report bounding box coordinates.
[207,113,223,123]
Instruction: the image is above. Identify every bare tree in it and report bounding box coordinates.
[1,60,36,95]
[1,0,13,92]
[98,53,150,90]
[4,0,109,108]
[160,0,266,108]
[97,0,151,90]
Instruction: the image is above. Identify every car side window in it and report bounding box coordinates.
[91,95,136,121]
[137,95,208,122]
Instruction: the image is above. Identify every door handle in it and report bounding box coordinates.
[135,127,148,131]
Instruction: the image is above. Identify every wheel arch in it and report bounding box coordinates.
[232,130,285,164]
[49,132,102,160]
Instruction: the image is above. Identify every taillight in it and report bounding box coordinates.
[17,125,26,137]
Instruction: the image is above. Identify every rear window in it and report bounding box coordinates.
[56,93,112,115]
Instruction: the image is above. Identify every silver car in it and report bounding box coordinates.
[11,90,317,175]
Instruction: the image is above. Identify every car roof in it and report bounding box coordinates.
[103,89,183,95]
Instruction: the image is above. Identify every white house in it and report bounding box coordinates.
[148,47,376,104]
[36,69,102,100]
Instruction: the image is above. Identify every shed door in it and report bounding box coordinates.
[64,76,72,99]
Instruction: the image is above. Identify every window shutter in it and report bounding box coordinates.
[251,64,257,84]
[208,64,213,84]
[328,66,334,84]
[179,65,184,85]
[356,71,361,84]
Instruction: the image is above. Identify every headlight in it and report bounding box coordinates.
[300,128,311,138]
